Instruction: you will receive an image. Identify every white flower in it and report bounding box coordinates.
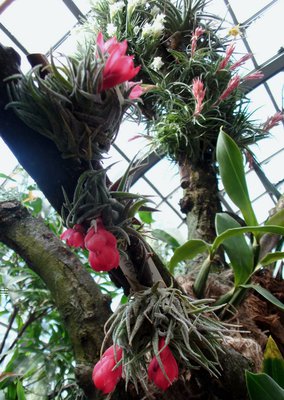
[150,56,164,71]
[151,13,165,35]
[142,22,153,37]
[150,5,160,15]
[109,1,124,19]
[106,23,117,37]
[127,0,139,10]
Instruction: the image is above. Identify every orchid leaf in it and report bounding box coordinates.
[169,239,210,273]
[138,211,155,224]
[265,208,284,228]
[245,371,284,400]
[212,225,284,254]
[215,213,254,286]
[216,129,258,226]
[259,252,284,267]
[241,284,284,311]
[262,336,284,389]
[16,381,26,400]
[151,229,181,250]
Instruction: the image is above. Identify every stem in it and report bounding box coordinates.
[193,256,212,298]
[0,306,18,357]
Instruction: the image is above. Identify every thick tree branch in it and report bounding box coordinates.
[0,200,112,399]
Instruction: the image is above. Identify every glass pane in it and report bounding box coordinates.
[228,0,271,22]
[244,1,283,65]
[145,159,180,197]
[1,0,77,54]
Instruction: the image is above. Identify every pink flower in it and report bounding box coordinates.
[218,42,235,70]
[60,224,85,249]
[230,53,252,70]
[85,223,120,272]
[148,338,179,391]
[262,112,283,132]
[192,77,206,116]
[243,71,264,81]
[128,82,144,99]
[96,33,140,91]
[191,27,205,56]
[218,75,240,101]
[92,345,123,394]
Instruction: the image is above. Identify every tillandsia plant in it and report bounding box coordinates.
[5,33,142,161]
[93,284,228,395]
[80,0,283,246]
[169,129,284,311]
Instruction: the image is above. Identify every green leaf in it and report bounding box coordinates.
[216,129,258,226]
[16,380,26,400]
[245,371,284,400]
[241,284,284,311]
[262,336,284,389]
[212,225,284,254]
[169,239,210,273]
[259,252,284,267]
[151,229,181,250]
[0,173,16,182]
[138,211,155,224]
[265,208,284,228]
[215,213,254,286]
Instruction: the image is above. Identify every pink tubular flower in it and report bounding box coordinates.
[243,70,264,81]
[127,81,144,99]
[85,223,120,272]
[191,27,205,56]
[96,33,140,91]
[218,42,235,70]
[92,345,123,394]
[148,338,179,391]
[262,112,284,132]
[218,75,240,101]
[192,77,206,116]
[60,224,85,249]
[230,53,252,70]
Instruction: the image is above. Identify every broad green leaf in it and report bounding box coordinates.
[138,211,155,224]
[262,336,284,389]
[259,252,284,267]
[152,229,181,250]
[241,284,284,311]
[16,380,26,400]
[212,225,284,254]
[215,213,254,286]
[169,239,210,273]
[246,371,284,400]
[265,208,284,228]
[216,129,258,226]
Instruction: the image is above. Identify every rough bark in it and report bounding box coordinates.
[179,159,221,244]
[0,200,111,399]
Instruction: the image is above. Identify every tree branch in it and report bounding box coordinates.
[0,200,112,399]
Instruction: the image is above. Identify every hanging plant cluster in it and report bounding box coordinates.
[5,33,143,162]
[93,284,228,395]
[80,0,283,166]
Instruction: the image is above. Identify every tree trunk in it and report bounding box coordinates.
[179,159,221,244]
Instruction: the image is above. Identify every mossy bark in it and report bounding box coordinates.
[179,159,221,244]
[0,200,111,399]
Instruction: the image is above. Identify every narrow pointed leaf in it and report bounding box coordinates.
[241,284,284,311]
[152,229,181,250]
[216,129,258,226]
[212,225,284,254]
[215,213,254,286]
[245,371,284,400]
[169,239,210,273]
[259,252,284,267]
[262,336,284,389]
